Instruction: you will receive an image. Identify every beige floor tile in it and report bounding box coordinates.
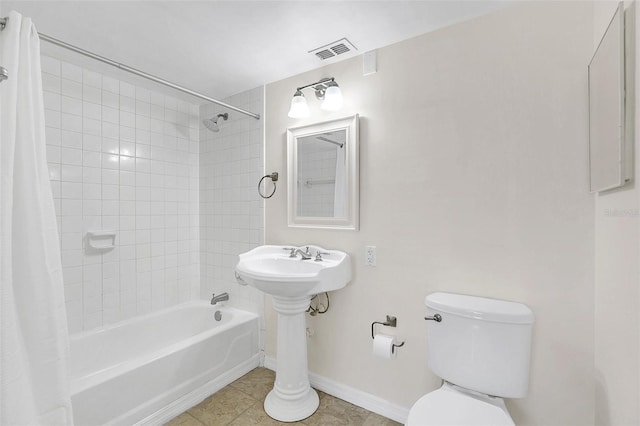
[303,394,370,426]
[303,411,355,426]
[165,412,206,426]
[229,367,276,401]
[187,387,256,426]
[362,412,402,426]
[228,400,309,426]
[170,369,399,426]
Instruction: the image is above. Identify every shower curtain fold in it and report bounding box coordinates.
[0,11,74,425]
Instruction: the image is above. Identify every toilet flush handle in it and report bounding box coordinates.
[424,314,442,322]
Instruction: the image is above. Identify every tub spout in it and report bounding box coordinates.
[211,292,229,305]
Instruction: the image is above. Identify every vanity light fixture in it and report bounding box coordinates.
[288,90,310,118]
[287,77,343,118]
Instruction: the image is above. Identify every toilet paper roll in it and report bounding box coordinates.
[373,333,397,359]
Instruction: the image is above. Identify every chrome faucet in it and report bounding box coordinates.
[283,246,313,260]
[294,247,312,260]
[211,292,229,305]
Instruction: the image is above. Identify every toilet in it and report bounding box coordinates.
[407,292,534,426]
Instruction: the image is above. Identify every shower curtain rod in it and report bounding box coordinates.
[0,17,261,120]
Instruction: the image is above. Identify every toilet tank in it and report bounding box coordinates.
[425,292,534,399]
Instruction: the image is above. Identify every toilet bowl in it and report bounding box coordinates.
[406,382,513,426]
[407,292,534,426]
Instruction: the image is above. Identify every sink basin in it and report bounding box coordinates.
[235,245,352,422]
[235,245,351,297]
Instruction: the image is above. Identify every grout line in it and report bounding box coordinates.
[167,366,401,426]
[223,400,260,426]
[186,412,206,426]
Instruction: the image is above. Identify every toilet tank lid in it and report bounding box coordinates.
[425,292,534,324]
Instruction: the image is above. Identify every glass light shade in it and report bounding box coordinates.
[321,84,343,111]
[288,92,310,118]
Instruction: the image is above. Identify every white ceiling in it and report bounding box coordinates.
[2,1,510,104]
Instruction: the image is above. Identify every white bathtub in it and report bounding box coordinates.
[69,301,260,426]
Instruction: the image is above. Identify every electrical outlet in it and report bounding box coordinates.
[365,246,377,267]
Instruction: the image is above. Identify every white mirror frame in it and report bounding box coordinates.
[588,2,632,192]
[287,114,359,230]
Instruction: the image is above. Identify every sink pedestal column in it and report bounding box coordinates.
[264,295,319,422]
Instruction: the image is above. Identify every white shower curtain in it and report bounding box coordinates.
[333,144,347,218]
[0,11,74,425]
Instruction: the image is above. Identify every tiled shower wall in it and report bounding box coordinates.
[41,55,200,333]
[199,88,264,315]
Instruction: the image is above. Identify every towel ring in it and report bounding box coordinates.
[258,172,278,199]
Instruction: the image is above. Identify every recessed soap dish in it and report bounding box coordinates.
[86,230,116,250]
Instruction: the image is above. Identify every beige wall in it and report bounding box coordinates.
[265,2,595,425]
[593,2,640,425]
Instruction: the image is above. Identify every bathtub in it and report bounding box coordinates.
[69,301,260,426]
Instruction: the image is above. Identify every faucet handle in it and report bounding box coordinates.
[305,246,311,255]
[315,251,330,262]
[283,247,296,257]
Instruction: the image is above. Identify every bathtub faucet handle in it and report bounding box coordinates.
[211,292,230,305]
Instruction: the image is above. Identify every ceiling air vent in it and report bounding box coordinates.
[309,38,357,61]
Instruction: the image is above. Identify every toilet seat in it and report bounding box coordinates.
[406,382,514,426]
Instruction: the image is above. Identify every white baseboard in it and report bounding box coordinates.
[263,356,409,424]
[136,354,261,426]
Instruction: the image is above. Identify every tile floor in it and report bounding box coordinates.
[166,368,402,426]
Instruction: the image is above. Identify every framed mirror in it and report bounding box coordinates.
[287,115,359,229]
[589,2,631,192]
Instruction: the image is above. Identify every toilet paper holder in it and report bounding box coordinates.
[371,315,405,353]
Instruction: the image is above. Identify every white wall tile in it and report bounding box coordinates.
[61,147,83,166]
[120,141,135,157]
[61,182,82,199]
[46,127,62,146]
[120,96,135,113]
[61,130,82,149]
[41,56,61,76]
[102,91,119,108]
[83,70,102,89]
[101,169,118,185]
[47,145,61,164]
[148,92,163,106]
[61,113,82,132]
[120,126,135,142]
[83,151,101,168]
[44,92,61,111]
[45,109,61,128]
[83,86,101,104]
[83,183,101,199]
[61,62,82,82]
[103,76,119,94]
[83,102,101,120]
[83,117,102,136]
[83,167,102,184]
[102,154,119,170]
[61,165,83,183]
[119,156,135,172]
[120,82,135,98]
[61,79,82,99]
[43,55,201,332]
[199,87,264,316]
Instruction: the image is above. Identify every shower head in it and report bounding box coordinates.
[0,66,8,82]
[202,113,229,132]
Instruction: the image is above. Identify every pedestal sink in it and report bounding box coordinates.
[235,245,352,422]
